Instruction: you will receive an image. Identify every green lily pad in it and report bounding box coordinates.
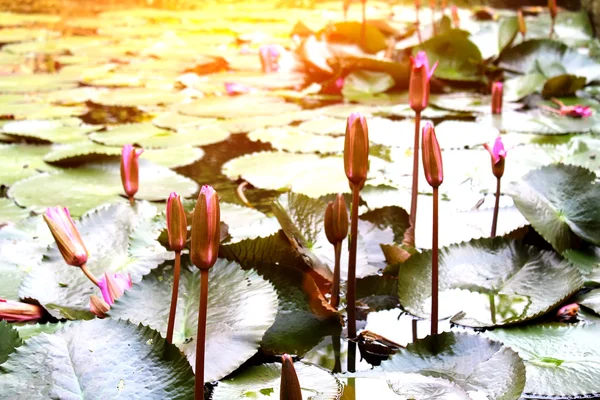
[524,10,594,47]
[430,92,520,114]
[379,332,526,400]
[0,144,56,186]
[0,319,195,399]
[213,361,342,399]
[0,28,59,43]
[296,117,346,136]
[44,142,204,169]
[386,373,474,399]
[248,127,344,154]
[0,198,29,226]
[89,122,229,149]
[506,164,600,253]
[0,103,87,120]
[415,30,483,81]
[0,321,22,365]
[542,74,587,98]
[109,259,277,381]
[2,118,102,144]
[478,111,598,135]
[487,323,600,398]
[152,112,217,130]
[8,160,198,216]
[218,111,314,134]
[503,73,547,101]
[498,16,519,53]
[220,202,280,244]
[0,74,78,93]
[13,321,70,340]
[398,238,584,327]
[178,95,302,119]
[498,39,600,82]
[92,87,187,107]
[19,202,172,319]
[342,70,395,101]
[432,120,499,149]
[579,289,600,315]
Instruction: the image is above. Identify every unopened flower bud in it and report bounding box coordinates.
[344,113,369,189]
[120,144,143,203]
[0,299,43,322]
[324,194,349,245]
[409,51,438,113]
[191,185,221,270]
[280,354,302,400]
[491,82,503,115]
[483,136,507,179]
[167,192,187,252]
[89,295,110,318]
[43,207,88,267]
[422,123,443,188]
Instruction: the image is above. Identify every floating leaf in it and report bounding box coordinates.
[109,259,277,381]
[179,95,301,119]
[13,322,70,340]
[19,202,172,319]
[0,319,195,399]
[9,160,198,216]
[1,118,101,144]
[212,361,342,400]
[487,323,600,398]
[379,332,526,400]
[398,238,583,327]
[248,127,344,154]
[506,164,600,253]
[0,198,29,226]
[220,202,280,244]
[478,110,597,134]
[498,16,519,53]
[578,289,600,315]
[0,144,56,186]
[92,87,187,107]
[0,321,22,365]
[0,74,78,93]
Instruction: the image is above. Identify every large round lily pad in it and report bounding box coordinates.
[0,319,195,399]
[2,118,101,144]
[178,95,302,119]
[109,259,278,382]
[0,144,56,186]
[398,238,584,327]
[8,159,198,216]
[379,332,526,400]
[19,202,172,319]
[487,323,600,398]
[212,361,342,400]
[506,164,600,253]
[0,321,21,365]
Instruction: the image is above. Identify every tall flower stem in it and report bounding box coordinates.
[166,251,181,344]
[81,263,99,286]
[431,186,439,336]
[408,111,422,246]
[347,185,360,372]
[195,269,209,400]
[411,318,418,342]
[129,197,135,205]
[491,178,501,237]
[549,19,555,39]
[331,242,342,309]
[332,334,342,373]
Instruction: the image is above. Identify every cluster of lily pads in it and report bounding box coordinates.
[1,0,600,398]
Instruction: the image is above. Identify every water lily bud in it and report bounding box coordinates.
[421,123,443,188]
[491,82,503,115]
[548,0,557,19]
[89,295,110,318]
[409,51,438,113]
[191,185,221,270]
[98,272,132,305]
[259,45,281,73]
[483,136,507,179]
[451,5,460,28]
[280,354,302,400]
[517,9,526,37]
[43,207,88,267]
[0,299,43,322]
[556,303,579,322]
[167,192,187,252]
[344,113,369,189]
[324,194,349,245]
[120,144,143,202]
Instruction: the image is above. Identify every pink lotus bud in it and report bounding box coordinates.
[191,185,221,270]
[43,207,88,267]
[224,82,250,96]
[344,113,369,189]
[421,123,443,188]
[409,51,438,113]
[324,194,349,245]
[120,144,143,203]
[98,272,132,305]
[280,354,302,400]
[491,82,503,115]
[548,0,557,19]
[556,303,579,322]
[167,192,187,252]
[89,295,110,318]
[483,136,507,179]
[0,299,43,322]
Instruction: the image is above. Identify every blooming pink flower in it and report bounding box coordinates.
[542,98,593,118]
[483,136,507,179]
[97,273,132,305]
[409,51,438,113]
[259,45,281,73]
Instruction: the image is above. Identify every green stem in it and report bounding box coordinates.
[195,269,209,400]
[347,185,360,372]
[550,17,555,39]
[489,294,497,325]
[332,334,342,374]
[80,263,99,287]
[331,241,342,309]
[491,177,501,237]
[412,318,418,343]
[166,251,181,344]
[408,111,422,247]
[431,187,439,336]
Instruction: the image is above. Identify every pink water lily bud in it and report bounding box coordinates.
[542,98,592,118]
[43,207,88,267]
[325,194,349,245]
[483,136,507,179]
[280,354,302,400]
[409,51,438,113]
[451,5,460,27]
[120,144,143,203]
[0,299,43,322]
[421,123,443,188]
[89,295,110,318]
[191,185,221,270]
[98,272,132,305]
[556,303,579,322]
[259,45,281,73]
[491,82,503,115]
[548,0,557,19]
[167,192,187,252]
[344,113,369,189]
[224,82,250,96]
